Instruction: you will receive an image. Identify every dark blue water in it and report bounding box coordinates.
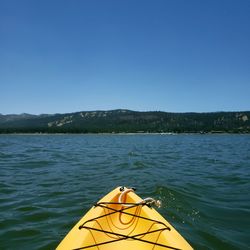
[0,134,250,249]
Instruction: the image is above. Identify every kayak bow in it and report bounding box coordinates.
[57,187,193,250]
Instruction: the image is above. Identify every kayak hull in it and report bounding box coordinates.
[57,187,193,250]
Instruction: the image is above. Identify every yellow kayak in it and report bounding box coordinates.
[57,187,193,250]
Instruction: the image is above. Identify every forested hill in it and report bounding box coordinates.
[0,109,249,133]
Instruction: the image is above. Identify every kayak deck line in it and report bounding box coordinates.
[81,202,171,230]
[75,201,179,250]
[56,187,193,250]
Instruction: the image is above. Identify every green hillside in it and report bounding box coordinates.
[0,109,249,133]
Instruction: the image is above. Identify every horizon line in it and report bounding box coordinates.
[1,108,250,116]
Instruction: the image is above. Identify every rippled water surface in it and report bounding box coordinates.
[0,134,250,249]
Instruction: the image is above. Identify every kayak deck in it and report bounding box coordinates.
[57,187,193,250]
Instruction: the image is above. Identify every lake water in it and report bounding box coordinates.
[0,134,250,249]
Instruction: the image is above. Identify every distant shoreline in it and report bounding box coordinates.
[0,131,249,135]
[1,110,249,134]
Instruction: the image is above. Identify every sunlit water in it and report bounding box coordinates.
[0,134,250,249]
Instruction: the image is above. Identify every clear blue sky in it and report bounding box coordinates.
[1,0,249,114]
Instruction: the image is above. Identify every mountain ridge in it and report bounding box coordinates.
[0,109,249,133]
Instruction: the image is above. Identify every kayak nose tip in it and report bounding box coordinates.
[119,186,136,192]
